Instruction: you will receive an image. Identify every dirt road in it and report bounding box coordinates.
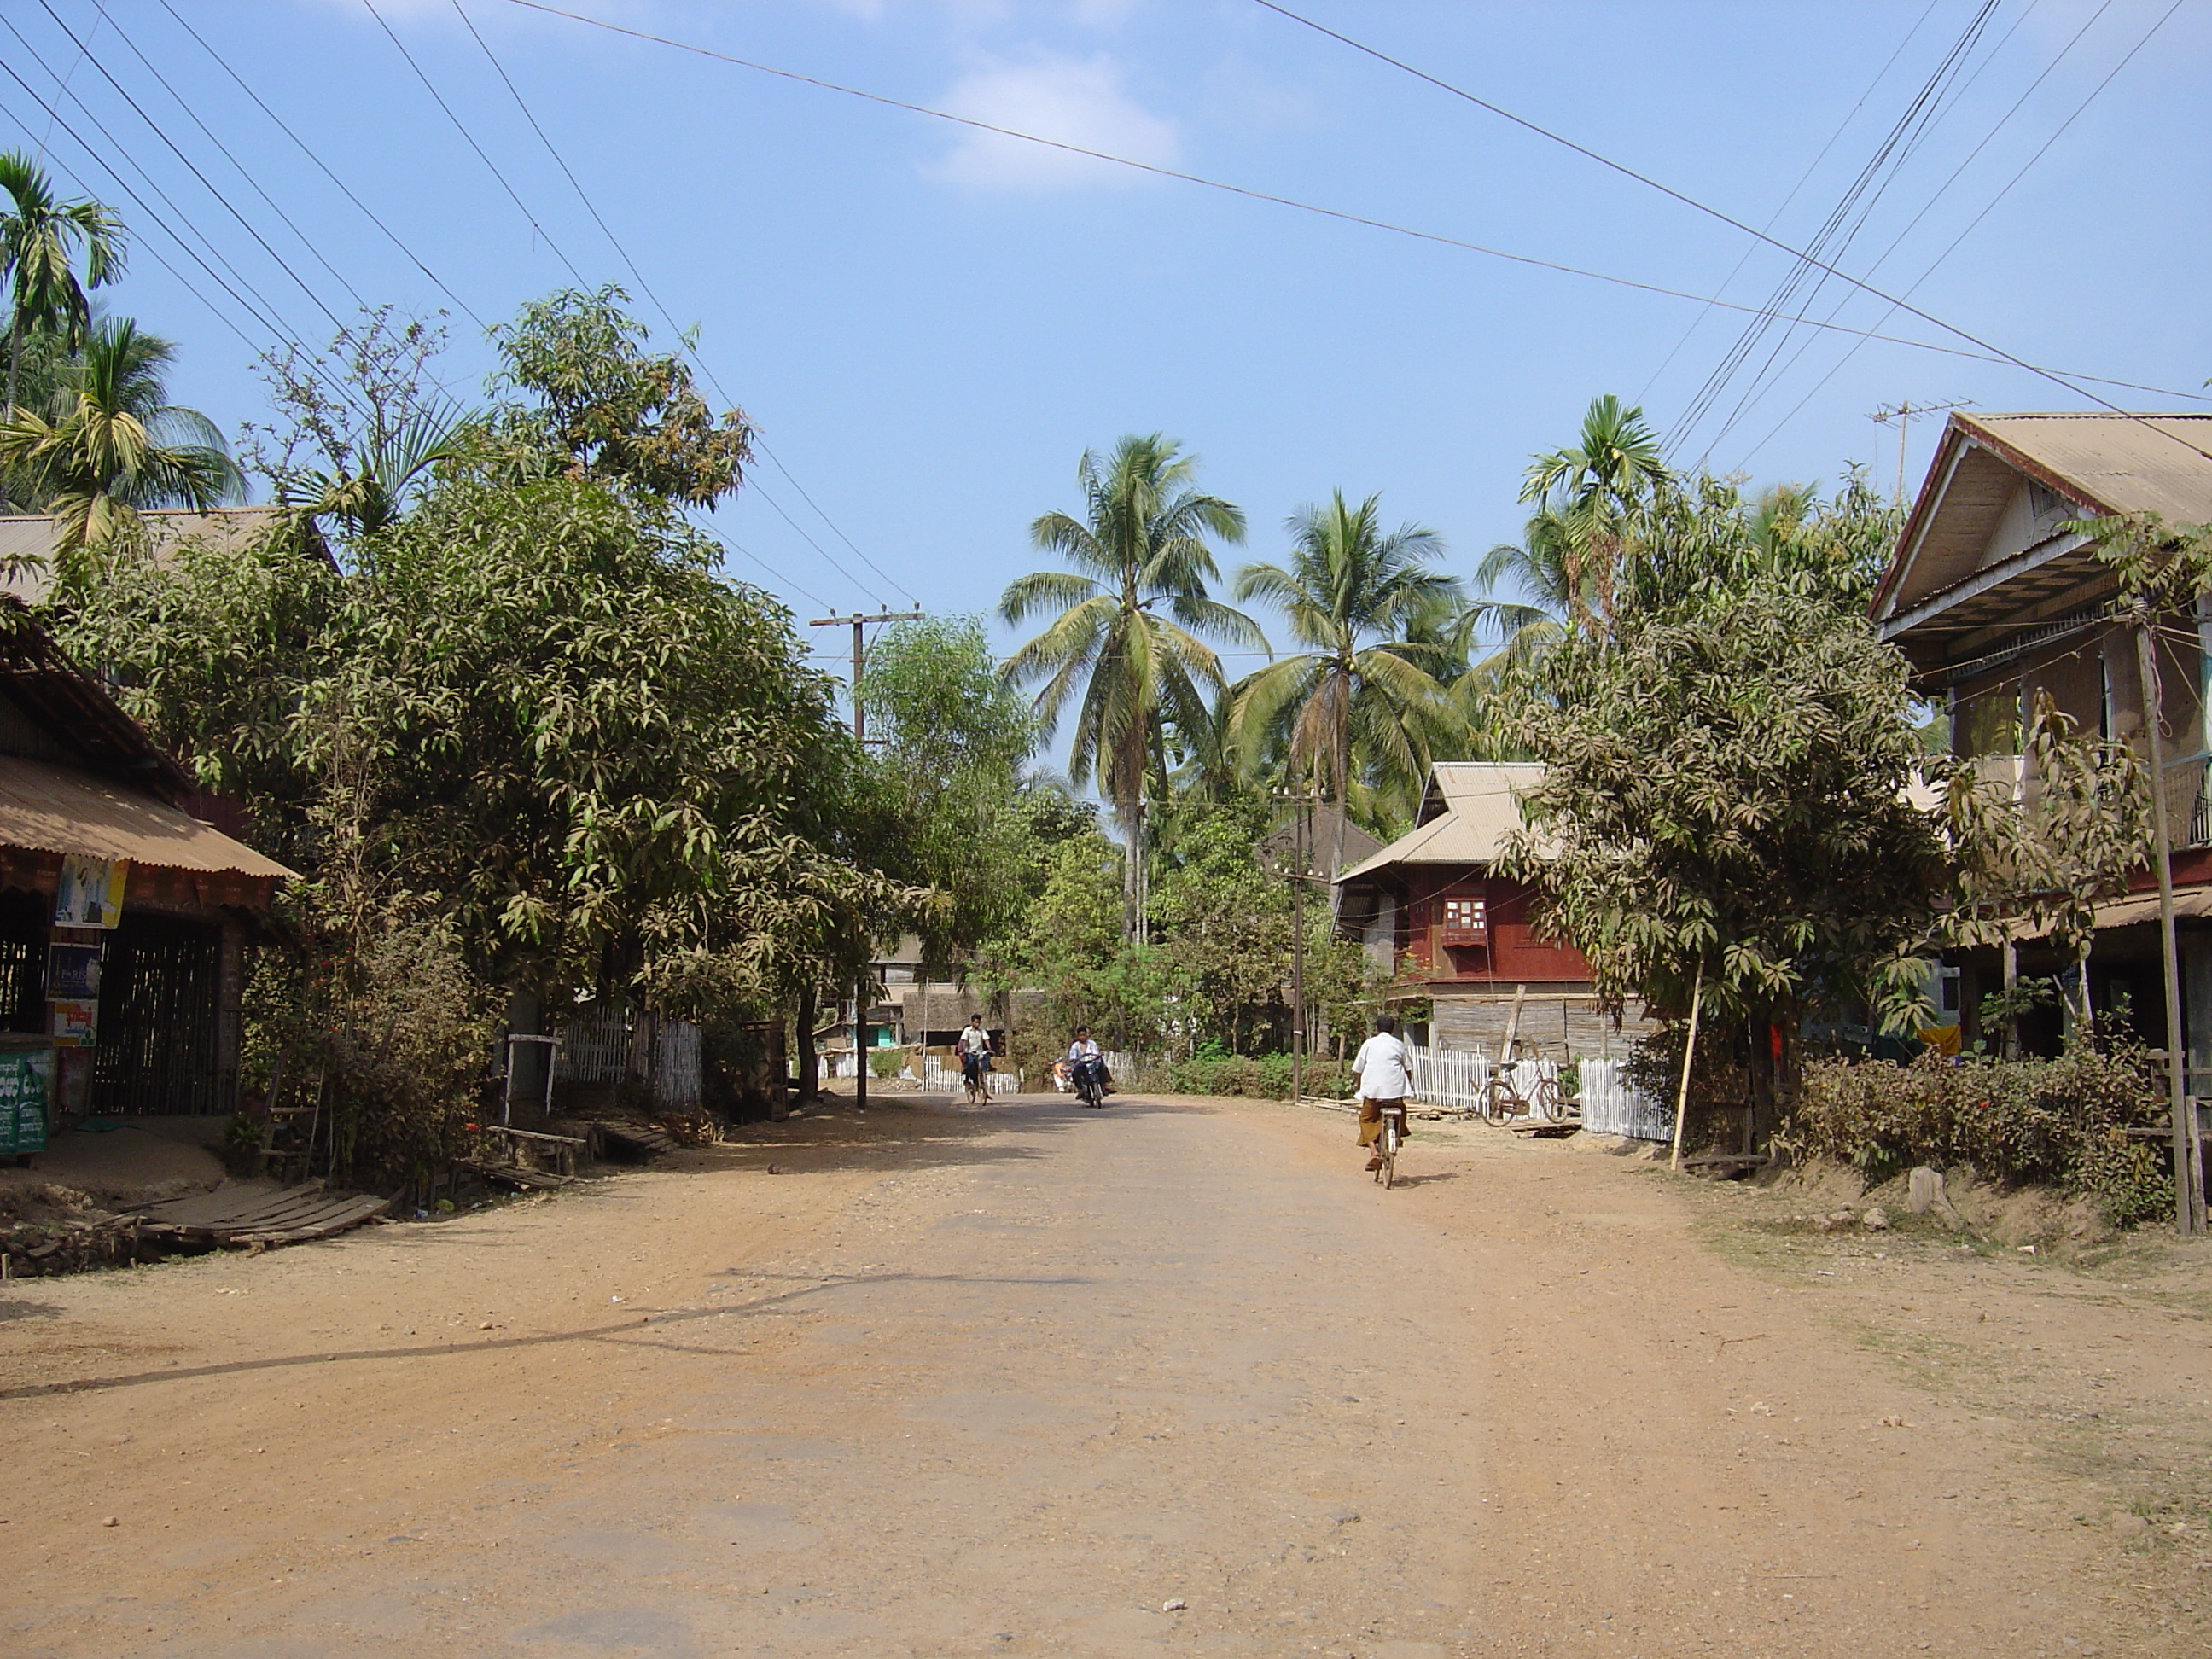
[2,1092,2206,1657]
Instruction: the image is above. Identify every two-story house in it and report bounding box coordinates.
[1872,410,2212,1065]
[1332,762,1650,1057]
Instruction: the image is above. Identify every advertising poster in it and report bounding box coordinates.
[49,999,98,1048]
[45,942,102,1000]
[0,1049,48,1155]
[55,855,128,928]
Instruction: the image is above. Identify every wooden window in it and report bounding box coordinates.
[1441,896,1487,945]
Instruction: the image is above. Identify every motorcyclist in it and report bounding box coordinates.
[1066,1027,1112,1097]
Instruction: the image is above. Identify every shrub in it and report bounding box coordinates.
[869,1048,902,1080]
[1782,1039,2171,1225]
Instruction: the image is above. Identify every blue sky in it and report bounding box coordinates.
[4,0,2208,699]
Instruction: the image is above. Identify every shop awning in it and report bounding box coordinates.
[0,754,294,878]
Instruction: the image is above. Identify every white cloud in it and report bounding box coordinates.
[928,53,1178,189]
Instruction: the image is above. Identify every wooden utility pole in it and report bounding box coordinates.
[1869,399,1972,504]
[1669,961,1705,1174]
[2133,621,2208,1234]
[809,608,924,743]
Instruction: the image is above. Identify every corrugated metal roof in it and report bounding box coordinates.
[0,507,283,605]
[1337,763,1545,883]
[1961,413,2212,521]
[0,754,293,877]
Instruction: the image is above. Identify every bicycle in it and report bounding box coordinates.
[1480,1043,1572,1128]
[962,1057,991,1105]
[1372,1103,1406,1188]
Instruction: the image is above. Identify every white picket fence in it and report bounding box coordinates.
[917,1053,1021,1097]
[1568,1057,1672,1140]
[1399,1043,1667,1139]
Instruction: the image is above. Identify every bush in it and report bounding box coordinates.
[1782,1040,2172,1225]
[1162,1051,1353,1100]
[869,1048,902,1080]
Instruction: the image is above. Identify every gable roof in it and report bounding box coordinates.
[0,507,284,607]
[1874,413,2212,644]
[1336,763,1545,884]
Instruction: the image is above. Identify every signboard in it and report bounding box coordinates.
[55,856,127,928]
[0,1049,49,1155]
[44,942,102,1000]
[49,999,97,1049]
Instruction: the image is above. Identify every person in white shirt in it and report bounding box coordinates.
[1066,1026,1110,1095]
[956,1015,993,1090]
[1351,1014,1412,1173]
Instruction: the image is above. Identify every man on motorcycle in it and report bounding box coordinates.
[957,1015,993,1091]
[1066,1027,1111,1097]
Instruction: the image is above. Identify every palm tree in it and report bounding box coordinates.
[0,152,123,416]
[1468,505,1575,667]
[0,317,242,564]
[276,395,475,539]
[1000,434,1260,938]
[1230,492,1463,866]
[1519,393,1667,635]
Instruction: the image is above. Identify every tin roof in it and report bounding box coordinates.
[0,753,292,877]
[1874,413,2212,643]
[1335,763,1545,884]
[0,506,285,606]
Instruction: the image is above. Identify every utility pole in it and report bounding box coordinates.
[809,609,921,1114]
[1278,785,1319,1103]
[2133,617,2209,1234]
[809,608,924,743]
[1869,399,1972,504]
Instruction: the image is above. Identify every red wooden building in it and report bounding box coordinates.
[1332,763,1650,1055]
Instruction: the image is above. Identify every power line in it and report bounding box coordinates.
[1634,0,1949,405]
[503,0,2207,414]
[1673,0,2006,461]
[1728,0,2187,471]
[451,1,917,607]
[360,0,591,288]
[1708,0,2123,463]
[1241,0,2210,461]
[86,0,370,311]
[32,0,353,339]
[0,29,358,410]
[151,0,487,329]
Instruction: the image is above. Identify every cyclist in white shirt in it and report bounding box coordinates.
[1351,1014,1412,1173]
[956,1015,993,1091]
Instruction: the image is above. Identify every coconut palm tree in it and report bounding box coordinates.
[1229,491,1462,866]
[0,317,242,563]
[999,434,1260,938]
[1519,393,1667,635]
[0,152,123,416]
[276,394,476,540]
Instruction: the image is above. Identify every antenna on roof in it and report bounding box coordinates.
[1870,399,1974,505]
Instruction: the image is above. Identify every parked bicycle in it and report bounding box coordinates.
[1481,1042,1573,1128]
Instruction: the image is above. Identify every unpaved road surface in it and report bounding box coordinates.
[3,1092,2208,1657]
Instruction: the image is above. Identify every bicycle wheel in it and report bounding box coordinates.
[1381,1115,1400,1188]
[1537,1075,1573,1123]
[1481,1078,1521,1128]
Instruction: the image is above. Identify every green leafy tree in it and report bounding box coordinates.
[1230,490,1462,857]
[0,151,122,416]
[858,614,1045,970]
[1497,576,1956,1140]
[1150,800,1295,1056]
[1000,434,1260,937]
[0,317,241,561]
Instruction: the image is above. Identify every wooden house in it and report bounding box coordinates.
[1872,410,2212,1064]
[0,604,293,1133]
[1331,762,1650,1056]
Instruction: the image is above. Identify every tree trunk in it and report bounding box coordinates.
[1121,789,1144,944]
[4,317,19,420]
[795,985,819,1104]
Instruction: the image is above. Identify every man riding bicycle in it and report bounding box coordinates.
[1352,1014,1411,1173]
[956,1015,994,1091]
